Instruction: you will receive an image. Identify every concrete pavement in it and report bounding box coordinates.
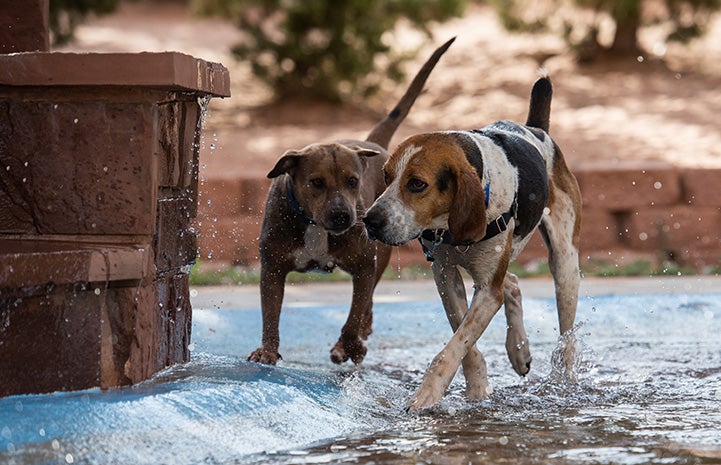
[190,275,721,310]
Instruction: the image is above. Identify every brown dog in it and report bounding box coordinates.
[248,38,455,366]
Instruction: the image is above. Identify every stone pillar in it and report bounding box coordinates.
[0,52,230,396]
[0,0,50,53]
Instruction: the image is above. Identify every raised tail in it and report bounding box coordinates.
[526,74,553,133]
[365,37,455,148]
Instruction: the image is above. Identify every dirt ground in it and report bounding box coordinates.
[57,0,721,180]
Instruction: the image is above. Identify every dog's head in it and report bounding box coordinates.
[269,142,381,234]
[363,133,487,246]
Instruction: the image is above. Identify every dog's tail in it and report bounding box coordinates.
[365,37,455,149]
[526,71,553,133]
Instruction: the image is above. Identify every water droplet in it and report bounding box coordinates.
[65,453,74,463]
[73,118,79,124]
[51,439,60,450]
[654,181,662,189]
[499,436,509,445]
[94,288,101,295]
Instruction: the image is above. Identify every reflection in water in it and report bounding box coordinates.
[1,293,720,464]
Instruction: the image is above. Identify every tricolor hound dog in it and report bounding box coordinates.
[363,76,582,410]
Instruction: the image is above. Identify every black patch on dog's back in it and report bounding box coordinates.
[475,124,549,239]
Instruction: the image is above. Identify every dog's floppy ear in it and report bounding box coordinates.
[267,150,302,178]
[346,145,381,158]
[447,168,487,245]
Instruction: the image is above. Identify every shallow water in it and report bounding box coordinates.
[2,291,721,464]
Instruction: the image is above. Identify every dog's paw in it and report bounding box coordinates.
[330,336,367,365]
[506,331,532,376]
[464,379,493,401]
[406,386,443,412]
[247,348,282,365]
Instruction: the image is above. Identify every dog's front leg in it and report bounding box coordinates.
[248,265,288,365]
[330,271,375,364]
[409,285,504,411]
[504,272,532,376]
[432,260,490,401]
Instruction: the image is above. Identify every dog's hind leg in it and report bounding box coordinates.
[431,259,490,402]
[504,272,532,376]
[540,170,582,375]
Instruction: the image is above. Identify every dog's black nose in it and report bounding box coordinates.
[328,211,352,232]
[362,211,385,239]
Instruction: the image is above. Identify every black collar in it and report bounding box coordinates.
[419,195,518,261]
[287,182,316,225]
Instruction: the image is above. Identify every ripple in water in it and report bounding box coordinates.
[1,293,720,464]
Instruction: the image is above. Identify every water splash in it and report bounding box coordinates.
[2,293,721,464]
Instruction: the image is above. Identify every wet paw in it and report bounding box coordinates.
[407,386,443,412]
[464,380,493,401]
[330,336,367,365]
[506,332,532,376]
[247,348,282,365]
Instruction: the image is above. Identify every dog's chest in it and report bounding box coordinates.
[292,225,336,272]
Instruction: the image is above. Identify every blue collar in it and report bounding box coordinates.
[287,182,316,225]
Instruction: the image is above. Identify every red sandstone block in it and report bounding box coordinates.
[579,207,622,253]
[198,179,243,218]
[0,285,104,396]
[126,275,191,384]
[620,206,721,251]
[676,247,721,270]
[239,177,272,215]
[681,168,721,207]
[395,241,428,269]
[196,215,262,265]
[158,100,201,190]
[154,197,197,272]
[574,163,680,210]
[0,0,49,53]
[0,99,157,235]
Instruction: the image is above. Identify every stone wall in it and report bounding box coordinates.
[197,163,721,272]
[0,52,229,397]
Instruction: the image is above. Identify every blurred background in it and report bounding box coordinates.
[50,0,721,281]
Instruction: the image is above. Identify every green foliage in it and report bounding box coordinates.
[192,0,467,102]
[490,0,720,61]
[49,0,119,45]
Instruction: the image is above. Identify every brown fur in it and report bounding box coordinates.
[248,39,454,366]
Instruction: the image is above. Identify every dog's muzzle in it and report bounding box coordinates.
[326,209,353,233]
[362,210,386,242]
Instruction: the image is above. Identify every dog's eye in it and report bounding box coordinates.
[310,178,325,189]
[407,178,427,193]
[347,176,359,188]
